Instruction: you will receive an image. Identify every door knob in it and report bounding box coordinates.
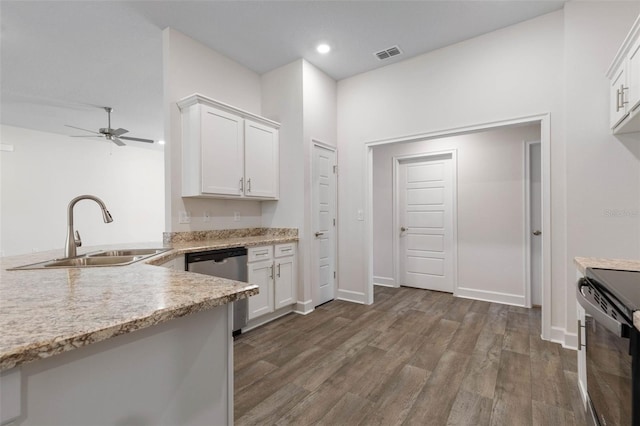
[401,227,408,232]
[315,232,325,237]
[532,230,542,236]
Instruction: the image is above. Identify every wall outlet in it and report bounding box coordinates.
[357,209,364,221]
[179,210,191,224]
[203,211,211,222]
[233,211,241,222]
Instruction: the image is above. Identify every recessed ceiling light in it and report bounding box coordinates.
[317,43,331,54]
[158,140,165,145]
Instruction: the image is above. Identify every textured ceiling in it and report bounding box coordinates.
[0,1,565,148]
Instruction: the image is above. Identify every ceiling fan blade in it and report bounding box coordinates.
[111,137,126,147]
[64,124,100,135]
[111,128,129,137]
[70,135,103,138]
[119,136,155,144]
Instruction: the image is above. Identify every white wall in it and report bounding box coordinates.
[261,60,306,307]
[261,60,337,310]
[162,28,263,232]
[0,125,164,256]
[373,124,541,305]
[302,61,337,306]
[562,2,640,340]
[338,3,640,347]
[338,10,565,312]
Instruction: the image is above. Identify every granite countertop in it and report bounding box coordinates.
[0,228,298,372]
[574,257,640,332]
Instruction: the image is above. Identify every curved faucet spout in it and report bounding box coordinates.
[64,195,113,258]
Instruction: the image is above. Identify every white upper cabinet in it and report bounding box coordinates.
[607,14,640,135]
[178,94,280,199]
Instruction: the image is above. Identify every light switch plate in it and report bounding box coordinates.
[357,209,364,221]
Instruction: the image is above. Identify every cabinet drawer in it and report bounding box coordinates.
[274,243,296,258]
[248,246,273,262]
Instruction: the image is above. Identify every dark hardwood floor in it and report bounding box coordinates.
[234,286,587,425]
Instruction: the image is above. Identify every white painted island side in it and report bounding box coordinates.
[2,305,233,426]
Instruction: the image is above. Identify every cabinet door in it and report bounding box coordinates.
[610,66,629,129]
[247,260,274,320]
[244,120,279,199]
[274,256,296,310]
[201,106,244,196]
[628,38,640,113]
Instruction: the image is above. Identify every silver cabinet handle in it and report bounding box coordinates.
[247,178,252,192]
[277,263,281,278]
[401,227,408,232]
[577,319,586,349]
[315,232,324,237]
[617,84,629,112]
[240,177,244,192]
[269,265,274,280]
[532,230,542,236]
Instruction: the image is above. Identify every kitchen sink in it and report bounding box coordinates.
[8,248,171,270]
[87,248,168,257]
[43,256,142,267]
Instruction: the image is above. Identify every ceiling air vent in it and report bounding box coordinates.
[375,45,402,61]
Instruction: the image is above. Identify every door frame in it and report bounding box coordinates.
[524,140,542,308]
[364,113,552,341]
[311,140,338,307]
[392,150,458,293]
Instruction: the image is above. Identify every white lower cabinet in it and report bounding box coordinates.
[247,243,296,321]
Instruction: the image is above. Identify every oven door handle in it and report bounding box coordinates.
[576,279,629,338]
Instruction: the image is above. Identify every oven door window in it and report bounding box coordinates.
[586,315,632,425]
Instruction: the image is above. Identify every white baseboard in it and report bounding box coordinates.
[373,276,395,287]
[549,326,566,346]
[563,331,578,350]
[455,287,526,307]
[337,289,366,304]
[294,300,314,315]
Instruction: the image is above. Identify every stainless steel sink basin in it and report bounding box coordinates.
[87,248,168,257]
[43,256,142,267]
[8,248,171,270]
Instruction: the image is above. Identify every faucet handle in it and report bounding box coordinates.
[74,230,82,247]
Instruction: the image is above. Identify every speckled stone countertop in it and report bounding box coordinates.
[1,228,298,372]
[574,257,640,331]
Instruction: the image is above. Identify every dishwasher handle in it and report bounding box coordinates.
[576,278,630,338]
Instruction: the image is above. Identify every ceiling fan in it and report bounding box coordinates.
[65,107,154,146]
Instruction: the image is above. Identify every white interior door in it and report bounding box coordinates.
[312,145,337,306]
[529,142,542,306]
[398,155,454,293]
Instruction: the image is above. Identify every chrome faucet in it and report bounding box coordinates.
[64,195,113,258]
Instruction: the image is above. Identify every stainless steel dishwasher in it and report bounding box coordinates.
[185,247,248,336]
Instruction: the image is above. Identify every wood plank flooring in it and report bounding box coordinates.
[234,286,587,425]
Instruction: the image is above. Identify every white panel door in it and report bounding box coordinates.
[244,120,279,199]
[312,145,337,306]
[530,143,542,306]
[398,156,454,292]
[200,106,243,196]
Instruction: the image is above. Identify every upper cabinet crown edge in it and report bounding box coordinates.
[177,93,280,129]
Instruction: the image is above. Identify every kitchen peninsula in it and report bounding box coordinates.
[0,228,297,426]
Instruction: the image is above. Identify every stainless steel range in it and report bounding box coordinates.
[577,268,640,426]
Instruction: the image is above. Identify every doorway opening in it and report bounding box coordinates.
[365,114,551,340]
